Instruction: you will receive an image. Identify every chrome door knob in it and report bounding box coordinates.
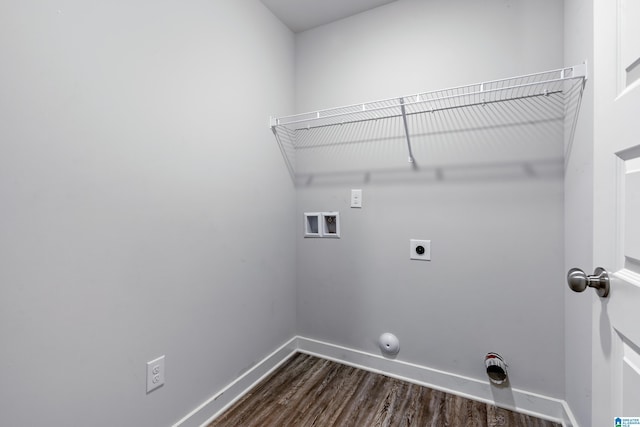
[567,267,610,298]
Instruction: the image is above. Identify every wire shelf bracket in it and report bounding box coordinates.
[399,98,416,164]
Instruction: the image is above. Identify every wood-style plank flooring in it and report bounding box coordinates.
[208,353,561,427]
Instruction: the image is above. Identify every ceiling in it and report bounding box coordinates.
[260,0,398,33]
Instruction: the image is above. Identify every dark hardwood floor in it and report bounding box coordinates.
[208,353,561,427]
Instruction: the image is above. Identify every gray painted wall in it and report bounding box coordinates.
[0,0,591,424]
[295,0,567,399]
[0,1,296,426]
[564,1,594,426]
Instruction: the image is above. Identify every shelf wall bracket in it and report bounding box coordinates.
[271,125,296,181]
[399,98,416,164]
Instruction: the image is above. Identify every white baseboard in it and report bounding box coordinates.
[175,335,578,427]
[172,337,298,427]
[561,400,580,427]
[296,336,576,427]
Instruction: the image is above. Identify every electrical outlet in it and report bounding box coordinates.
[146,355,165,393]
[410,239,431,261]
[351,189,362,208]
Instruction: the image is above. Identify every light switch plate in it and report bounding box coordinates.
[410,239,431,261]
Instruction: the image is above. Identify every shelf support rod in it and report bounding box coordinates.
[399,98,415,163]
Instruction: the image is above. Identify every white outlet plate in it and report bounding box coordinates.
[410,239,431,261]
[351,189,362,208]
[146,355,165,393]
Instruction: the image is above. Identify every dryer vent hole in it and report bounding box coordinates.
[487,365,507,382]
[485,352,508,385]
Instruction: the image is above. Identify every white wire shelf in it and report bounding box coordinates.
[270,64,587,182]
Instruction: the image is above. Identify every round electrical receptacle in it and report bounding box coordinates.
[416,245,425,255]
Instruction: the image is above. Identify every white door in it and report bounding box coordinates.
[591,0,640,425]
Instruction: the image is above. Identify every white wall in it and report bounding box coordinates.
[0,1,296,426]
[564,1,594,425]
[294,0,567,400]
